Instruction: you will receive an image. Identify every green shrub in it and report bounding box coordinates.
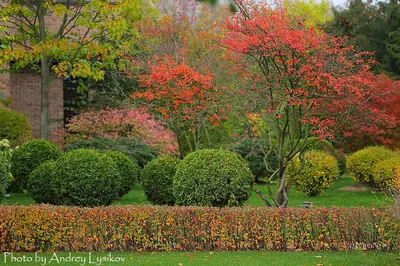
[372,157,400,192]
[173,149,254,207]
[0,108,32,146]
[232,138,278,182]
[0,159,8,201]
[104,151,138,197]
[10,140,61,191]
[28,161,57,204]
[141,156,179,205]
[347,146,397,189]
[288,150,339,197]
[53,149,120,207]
[65,137,157,168]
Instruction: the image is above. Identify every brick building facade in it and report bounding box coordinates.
[0,1,88,141]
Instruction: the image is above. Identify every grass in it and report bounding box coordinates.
[1,251,398,266]
[1,176,392,208]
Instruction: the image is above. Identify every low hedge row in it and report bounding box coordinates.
[0,206,397,252]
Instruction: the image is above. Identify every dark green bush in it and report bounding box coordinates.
[65,137,157,168]
[232,138,278,182]
[53,149,120,207]
[10,140,61,191]
[173,149,254,207]
[0,159,8,201]
[347,146,397,189]
[0,108,32,147]
[28,161,57,204]
[141,156,179,205]
[104,151,138,197]
[288,150,339,197]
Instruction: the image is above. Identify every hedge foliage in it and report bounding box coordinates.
[28,161,57,204]
[372,157,400,192]
[10,140,61,191]
[0,206,397,252]
[141,156,179,205]
[0,159,8,201]
[347,146,397,189]
[104,151,138,197]
[53,149,120,207]
[173,149,254,207]
[65,137,157,168]
[0,108,31,146]
[288,151,339,197]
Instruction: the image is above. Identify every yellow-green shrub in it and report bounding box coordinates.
[372,157,400,192]
[347,146,397,189]
[288,150,339,196]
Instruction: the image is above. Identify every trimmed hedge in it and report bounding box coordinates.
[0,108,32,146]
[104,151,138,197]
[174,149,254,207]
[53,149,121,207]
[10,140,61,191]
[28,161,57,204]
[141,156,179,205]
[372,157,400,192]
[288,151,339,197]
[347,146,397,189]
[0,206,397,252]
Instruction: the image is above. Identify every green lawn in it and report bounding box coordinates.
[0,251,398,266]
[1,176,391,207]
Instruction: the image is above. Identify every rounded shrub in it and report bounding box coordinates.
[173,149,254,207]
[28,160,57,204]
[0,159,8,201]
[288,150,339,197]
[372,157,400,192]
[141,156,179,205]
[10,140,61,190]
[104,151,138,197]
[347,146,397,189]
[65,137,157,168]
[53,149,121,207]
[0,108,32,147]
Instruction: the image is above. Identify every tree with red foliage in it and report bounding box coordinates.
[132,56,223,157]
[339,74,400,151]
[224,0,399,207]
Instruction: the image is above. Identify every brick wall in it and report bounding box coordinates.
[10,72,64,141]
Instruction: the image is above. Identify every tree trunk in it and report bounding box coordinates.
[40,57,50,140]
[275,167,289,208]
[38,3,49,140]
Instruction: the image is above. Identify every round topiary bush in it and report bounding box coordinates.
[372,157,400,192]
[53,149,120,207]
[104,151,138,197]
[141,156,179,205]
[10,140,61,190]
[28,160,57,204]
[173,149,254,207]
[0,159,8,201]
[0,108,32,147]
[288,150,339,197]
[347,146,397,189]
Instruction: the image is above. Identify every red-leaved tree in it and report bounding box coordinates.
[132,56,223,157]
[224,0,400,207]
